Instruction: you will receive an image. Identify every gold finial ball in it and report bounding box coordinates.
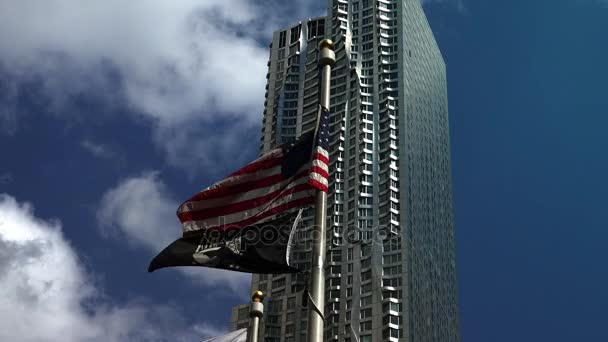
[252,291,265,303]
[318,39,335,51]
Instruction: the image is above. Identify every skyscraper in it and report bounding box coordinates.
[233,1,459,341]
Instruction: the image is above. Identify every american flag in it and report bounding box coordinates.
[308,106,330,193]
[177,106,330,234]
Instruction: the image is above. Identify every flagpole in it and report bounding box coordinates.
[307,38,335,342]
[248,291,265,342]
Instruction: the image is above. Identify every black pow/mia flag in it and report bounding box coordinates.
[148,210,302,274]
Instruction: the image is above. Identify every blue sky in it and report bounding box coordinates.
[0,0,607,341]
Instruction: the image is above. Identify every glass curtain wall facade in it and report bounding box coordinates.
[235,1,460,341]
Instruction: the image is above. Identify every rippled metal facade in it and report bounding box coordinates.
[237,1,460,341]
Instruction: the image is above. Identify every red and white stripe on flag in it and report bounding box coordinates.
[177,146,314,234]
[309,146,329,193]
[308,106,330,193]
[177,107,331,234]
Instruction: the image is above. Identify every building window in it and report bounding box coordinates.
[360,308,372,319]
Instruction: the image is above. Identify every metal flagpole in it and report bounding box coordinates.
[307,39,335,342]
[248,291,265,342]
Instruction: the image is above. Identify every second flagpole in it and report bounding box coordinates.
[248,291,264,342]
[307,39,336,342]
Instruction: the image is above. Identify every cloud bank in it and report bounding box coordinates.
[0,0,279,172]
[0,0,268,122]
[0,194,224,342]
[97,172,251,293]
[0,0,462,172]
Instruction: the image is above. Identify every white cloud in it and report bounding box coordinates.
[154,119,260,177]
[97,172,251,293]
[0,1,268,122]
[0,0,328,173]
[81,140,117,160]
[0,194,225,342]
[0,0,459,172]
[97,172,178,250]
